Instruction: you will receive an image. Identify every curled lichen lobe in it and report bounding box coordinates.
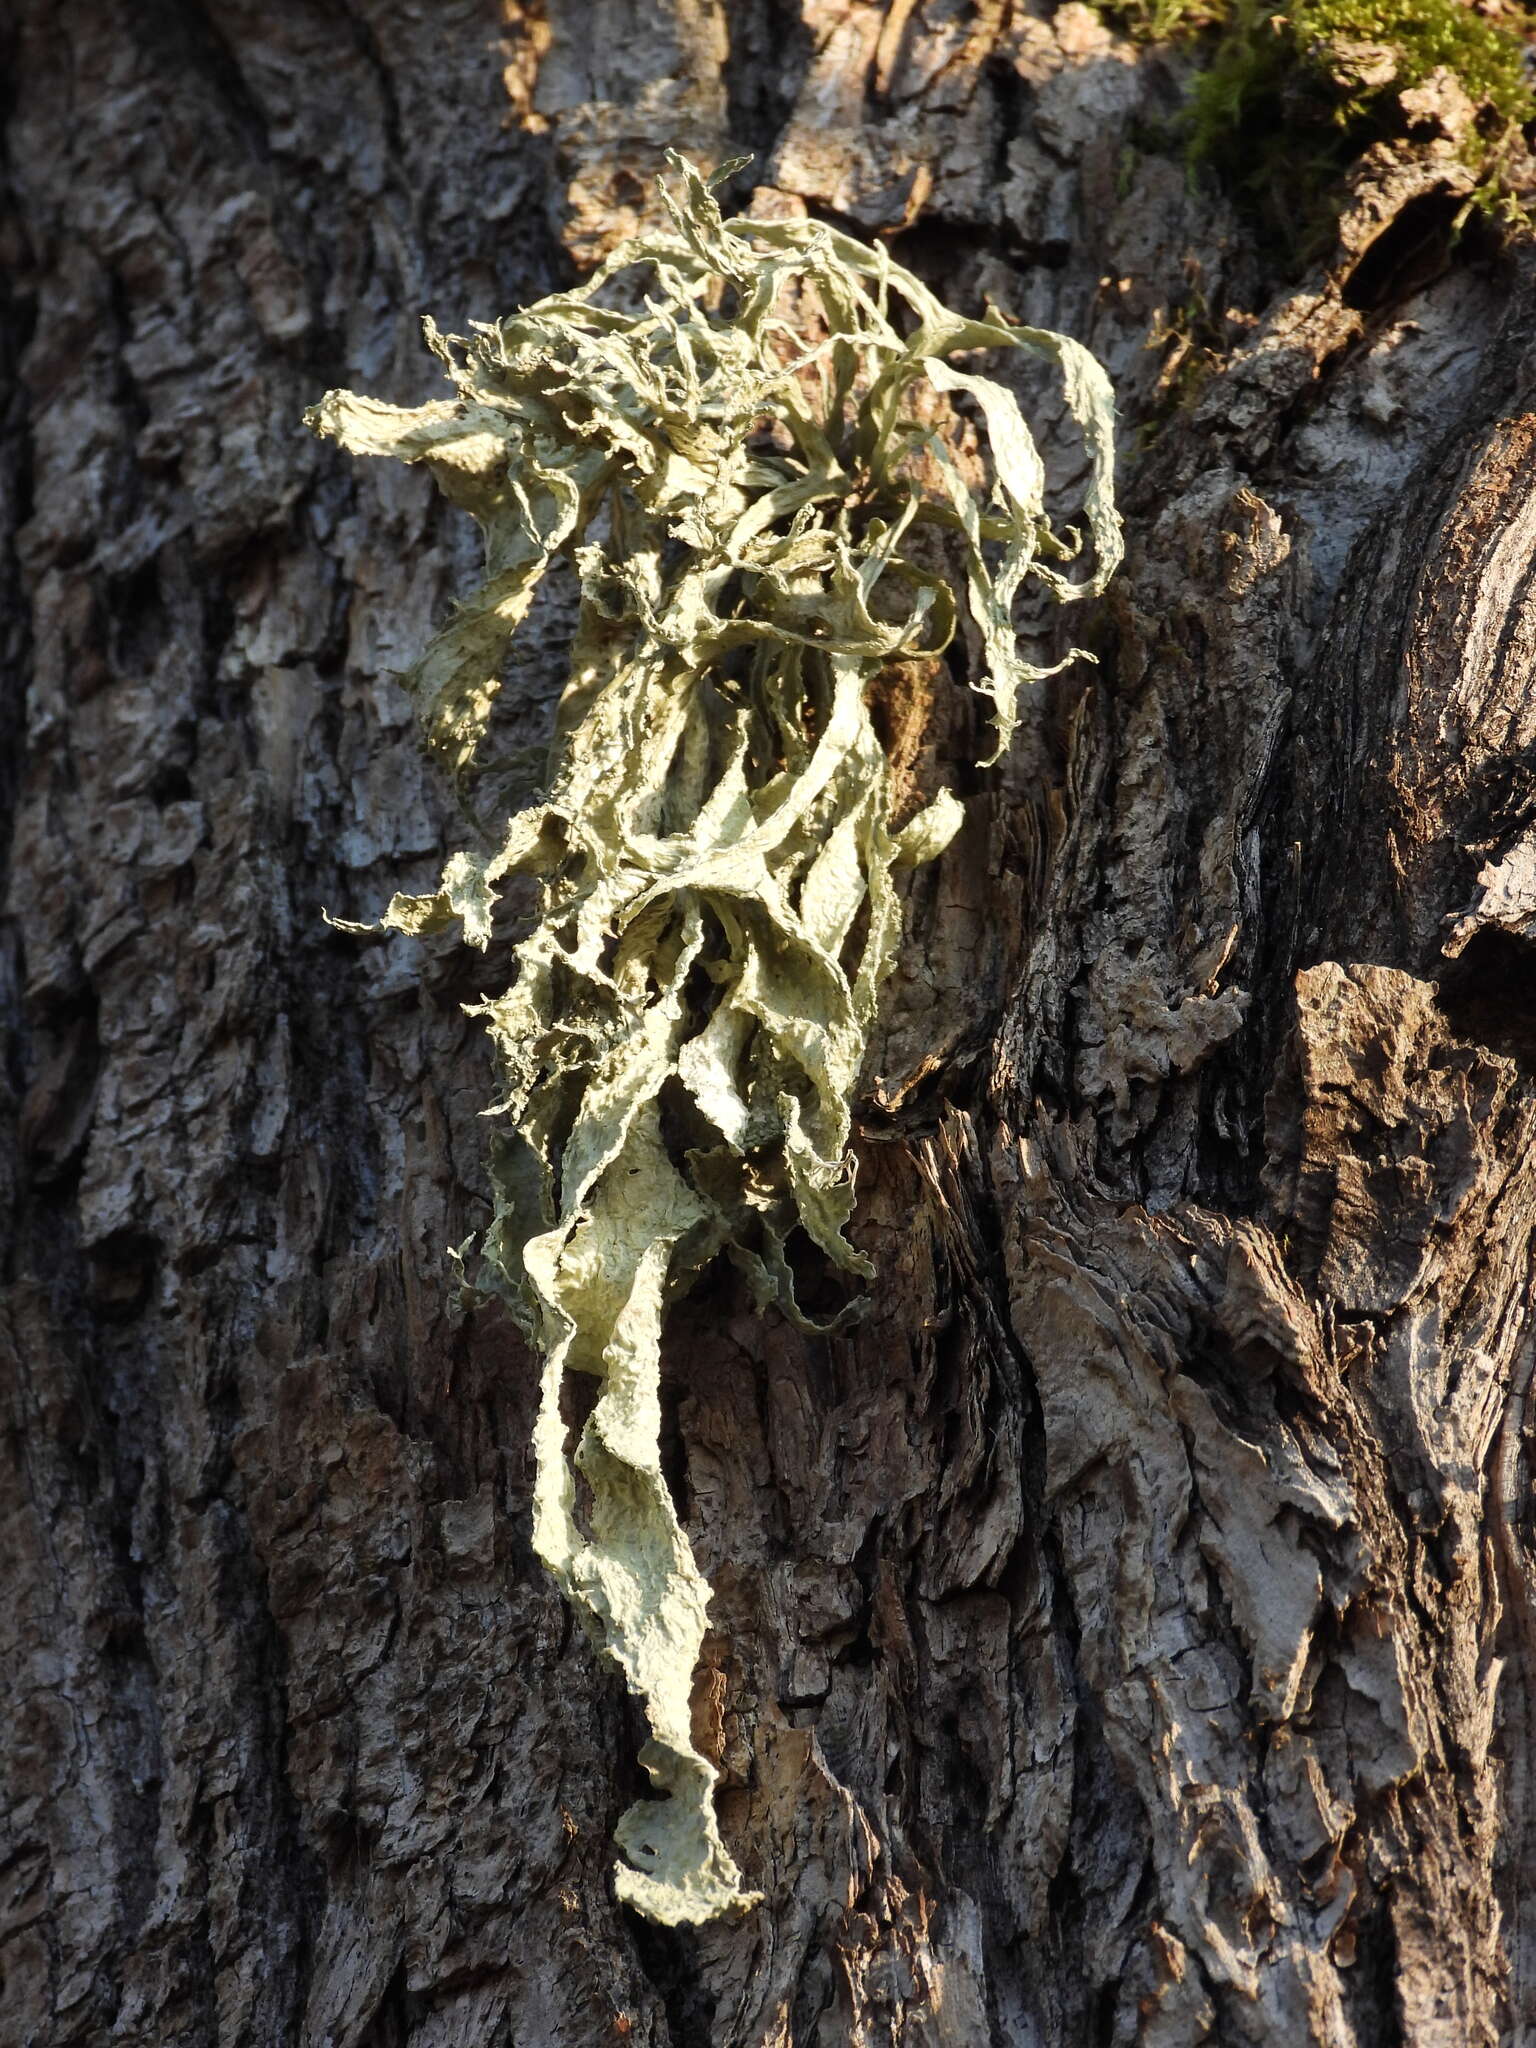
[307,153,1120,1924]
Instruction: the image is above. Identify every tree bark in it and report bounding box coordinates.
[5,2,1536,2042]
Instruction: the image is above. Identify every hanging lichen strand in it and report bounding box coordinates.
[306,155,1121,1926]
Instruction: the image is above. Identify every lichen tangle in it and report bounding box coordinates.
[305,153,1121,1924]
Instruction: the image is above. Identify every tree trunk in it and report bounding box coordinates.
[5,2,1536,2042]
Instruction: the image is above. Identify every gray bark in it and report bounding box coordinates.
[4,2,1536,2042]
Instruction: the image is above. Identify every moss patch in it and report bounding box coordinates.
[1107,0,1534,258]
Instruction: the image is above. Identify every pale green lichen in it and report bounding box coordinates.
[306,155,1120,1924]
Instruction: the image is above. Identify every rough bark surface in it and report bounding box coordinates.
[4,3,1536,2043]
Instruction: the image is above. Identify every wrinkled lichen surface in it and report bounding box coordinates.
[306,155,1120,1923]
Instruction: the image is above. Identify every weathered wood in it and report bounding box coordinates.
[4,2,1535,2041]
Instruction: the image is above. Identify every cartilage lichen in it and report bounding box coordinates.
[306,154,1121,1924]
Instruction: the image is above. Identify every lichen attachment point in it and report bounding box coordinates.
[305,153,1121,1924]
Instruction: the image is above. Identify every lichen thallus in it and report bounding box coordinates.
[305,153,1121,1924]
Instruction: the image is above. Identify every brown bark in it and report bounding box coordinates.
[4,2,1536,2042]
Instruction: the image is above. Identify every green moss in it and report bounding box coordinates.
[1102,0,1534,258]
[1298,0,1531,132]
[1110,0,1224,42]
[1192,0,1531,160]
